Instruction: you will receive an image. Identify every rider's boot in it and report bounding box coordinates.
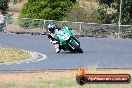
[56,48,60,53]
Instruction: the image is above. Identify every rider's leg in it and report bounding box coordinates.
[51,40,60,53]
[50,38,60,53]
[54,43,60,53]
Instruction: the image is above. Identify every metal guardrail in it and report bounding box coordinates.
[3,16,132,38]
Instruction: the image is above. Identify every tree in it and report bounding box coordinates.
[95,0,132,25]
[19,0,76,20]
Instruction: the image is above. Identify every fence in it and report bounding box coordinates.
[3,17,132,38]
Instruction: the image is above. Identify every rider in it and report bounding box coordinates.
[47,23,65,53]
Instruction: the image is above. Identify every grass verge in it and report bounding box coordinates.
[0,78,131,88]
[0,47,30,63]
[0,70,131,88]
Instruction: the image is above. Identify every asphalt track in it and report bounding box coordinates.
[0,33,132,71]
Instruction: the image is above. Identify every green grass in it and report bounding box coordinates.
[0,78,131,88]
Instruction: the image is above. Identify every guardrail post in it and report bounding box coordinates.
[43,20,46,33]
[79,23,82,35]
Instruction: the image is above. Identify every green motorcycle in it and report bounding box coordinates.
[54,28,83,53]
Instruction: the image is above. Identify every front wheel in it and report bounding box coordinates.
[78,48,83,53]
[74,44,83,53]
[69,40,83,53]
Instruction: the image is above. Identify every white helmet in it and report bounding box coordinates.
[47,24,56,33]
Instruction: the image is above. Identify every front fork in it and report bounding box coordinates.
[67,37,80,51]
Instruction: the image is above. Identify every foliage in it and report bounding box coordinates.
[0,0,9,14]
[19,0,76,20]
[93,5,115,24]
[95,0,132,25]
[17,18,32,29]
[65,4,96,23]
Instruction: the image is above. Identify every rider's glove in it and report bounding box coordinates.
[48,34,52,39]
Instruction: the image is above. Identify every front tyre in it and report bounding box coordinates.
[75,45,83,53]
[69,40,83,53]
[78,48,83,53]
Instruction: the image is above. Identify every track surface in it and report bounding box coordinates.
[0,33,132,71]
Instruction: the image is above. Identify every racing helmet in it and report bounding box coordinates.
[47,23,57,33]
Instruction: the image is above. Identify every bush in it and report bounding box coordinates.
[19,0,75,20]
[18,0,76,28]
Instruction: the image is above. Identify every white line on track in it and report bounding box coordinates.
[31,52,47,62]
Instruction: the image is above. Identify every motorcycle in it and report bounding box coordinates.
[54,27,83,53]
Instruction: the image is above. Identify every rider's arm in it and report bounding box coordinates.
[47,34,54,43]
[48,34,52,39]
